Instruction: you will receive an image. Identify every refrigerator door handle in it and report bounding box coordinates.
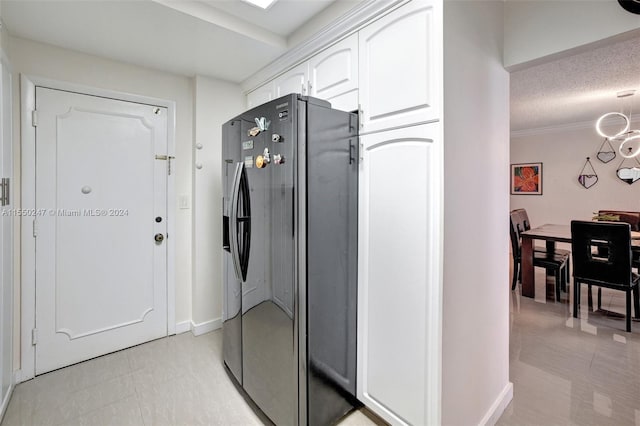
[229,162,244,281]
[238,162,251,281]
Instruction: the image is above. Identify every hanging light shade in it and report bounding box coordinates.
[595,90,640,158]
[619,130,640,158]
[595,112,630,139]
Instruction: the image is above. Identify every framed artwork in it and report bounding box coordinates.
[511,162,543,195]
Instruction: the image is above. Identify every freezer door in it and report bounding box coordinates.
[222,120,243,385]
[240,95,298,426]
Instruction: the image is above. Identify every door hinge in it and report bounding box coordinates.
[358,104,364,129]
[359,142,364,161]
[0,178,9,206]
[32,110,38,127]
[32,219,38,238]
[31,328,38,345]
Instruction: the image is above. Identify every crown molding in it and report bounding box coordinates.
[240,0,408,93]
[511,113,640,139]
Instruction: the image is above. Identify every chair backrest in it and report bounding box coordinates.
[571,220,633,287]
[512,208,532,231]
[510,209,525,259]
[598,210,640,231]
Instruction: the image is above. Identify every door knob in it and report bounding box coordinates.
[154,233,164,243]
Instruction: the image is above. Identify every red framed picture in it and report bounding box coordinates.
[511,162,542,195]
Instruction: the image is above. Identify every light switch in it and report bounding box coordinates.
[179,195,190,209]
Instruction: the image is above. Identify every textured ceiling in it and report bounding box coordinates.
[511,33,640,132]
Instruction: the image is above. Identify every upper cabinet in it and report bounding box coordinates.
[359,0,441,134]
[309,34,359,112]
[247,83,274,110]
[273,62,309,98]
[246,34,358,112]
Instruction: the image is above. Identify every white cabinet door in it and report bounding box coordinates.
[359,0,441,134]
[358,123,442,426]
[247,83,274,110]
[309,34,358,112]
[273,62,309,98]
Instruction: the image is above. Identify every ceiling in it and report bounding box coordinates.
[4,0,638,126]
[511,31,640,132]
[0,0,360,83]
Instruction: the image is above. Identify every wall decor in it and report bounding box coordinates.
[578,157,598,189]
[511,162,542,195]
[596,138,616,163]
[616,148,640,185]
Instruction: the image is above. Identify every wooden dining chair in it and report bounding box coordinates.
[571,220,640,332]
[510,210,569,300]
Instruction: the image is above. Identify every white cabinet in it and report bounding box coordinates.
[248,33,358,112]
[359,0,441,134]
[247,83,274,109]
[309,34,359,112]
[273,62,309,98]
[357,122,441,426]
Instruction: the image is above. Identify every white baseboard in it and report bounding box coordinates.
[13,370,26,385]
[191,318,222,336]
[480,382,513,426]
[0,381,14,422]
[175,320,191,334]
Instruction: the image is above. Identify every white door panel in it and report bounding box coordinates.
[35,87,168,374]
[359,0,441,133]
[247,83,274,109]
[309,34,358,112]
[273,62,309,98]
[358,123,441,425]
[0,57,13,403]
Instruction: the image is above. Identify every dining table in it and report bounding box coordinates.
[520,224,640,298]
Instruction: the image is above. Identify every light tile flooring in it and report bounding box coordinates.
[0,331,379,426]
[499,267,640,425]
[4,268,640,426]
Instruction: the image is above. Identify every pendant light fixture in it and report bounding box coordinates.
[595,90,640,158]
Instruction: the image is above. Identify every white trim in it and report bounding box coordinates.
[190,318,222,336]
[175,320,191,334]
[479,382,513,426]
[511,113,640,138]
[19,75,177,380]
[241,0,407,93]
[0,381,13,422]
[12,369,23,385]
[20,75,37,381]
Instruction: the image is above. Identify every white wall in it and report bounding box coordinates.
[504,0,640,69]
[511,126,640,226]
[442,1,511,425]
[192,75,243,329]
[7,35,194,366]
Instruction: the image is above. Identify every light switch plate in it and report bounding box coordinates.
[179,195,190,209]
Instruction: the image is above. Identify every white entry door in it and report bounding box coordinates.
[34,87,168,374]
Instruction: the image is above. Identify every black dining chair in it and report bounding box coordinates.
[571,220,640,332]
[513,208,571,287]
[510,210,569,301]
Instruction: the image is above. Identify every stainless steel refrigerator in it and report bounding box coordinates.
[222,94,358,426]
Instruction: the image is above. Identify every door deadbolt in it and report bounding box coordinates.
[154,233,164,243]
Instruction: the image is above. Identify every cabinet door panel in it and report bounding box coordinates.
[309,34,358,112]
[247,83,274,110]
[358,123,441,425]
[273,62,308,98]
[359,0,441,133]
